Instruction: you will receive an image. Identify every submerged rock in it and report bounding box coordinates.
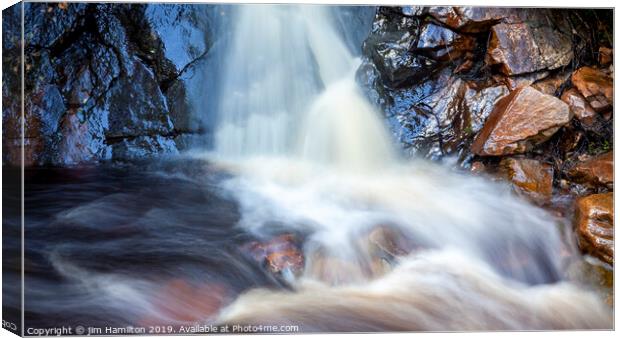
[575,193,614,266]
[499,157,554,203]
[471,86,572,156]
[568,152,613,189]
[243,234,304,277]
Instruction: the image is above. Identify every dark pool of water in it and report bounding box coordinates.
[3,159,289,330]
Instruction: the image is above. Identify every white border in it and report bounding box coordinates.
[0,1,617,338]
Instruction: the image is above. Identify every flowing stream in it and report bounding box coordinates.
[10,4,611,332]
[206,4,612,331]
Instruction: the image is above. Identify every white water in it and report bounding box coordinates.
[208,4,611,331]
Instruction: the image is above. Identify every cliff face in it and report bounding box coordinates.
[2,3,211,166]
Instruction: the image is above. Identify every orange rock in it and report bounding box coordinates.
[598,46,613,66]
[472,86,572,156]
[499,157,554,202]
[575,193,614,265]
[568,152,613,189]
[571,67,613,112]
[243,234,304,275]
[561,88,597,125]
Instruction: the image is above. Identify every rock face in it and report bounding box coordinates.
[487,23,572,76]
[2,3,210,166]
[575,193,614,265]
[499,158,554,202]
[359,6,607,161]
[571,66,613,113]
[471,86,571,156]
[568,152,613,189]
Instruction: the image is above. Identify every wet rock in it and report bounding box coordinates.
[24,2,88,48]
[499,157,554,202]
[306,248,366,285]
[499,71,549,91]
[427,7,512,33]
[4,3,209,166]
[400,6,425,17]
[574,192,613,265]
[571,66,613,112]
[486,23,573,76]
[531,70,571,96]
[111,135,178,161]
[362,12,433,89]
[598,46,613,66]
[470,161,486,174]
[367,225,415,259]
[561,88,597,125]
[565,259,613,306]
[472,86,572,156]
[463,83,510,134]
[416,23,457,49]
[243,234,304,276]
[568,152,613,189]
[145,4,209,72]
[365,65,510,159]
[566,103,597,130]
[56,109,111,165]
[107,60,174,139]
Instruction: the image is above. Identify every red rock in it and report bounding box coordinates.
[471,86,572,156]
[486,23,573,76]
[499,157,554,202]
[428,7,515,33]
[561,88,597,125]
[575,193,613,265]
[571,67,613,112]
[532,71,571,96]
[501,71,549,91]
[568,152,613,189]
[243,234,304,276]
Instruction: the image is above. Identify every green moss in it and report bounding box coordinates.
[588,139,611,155]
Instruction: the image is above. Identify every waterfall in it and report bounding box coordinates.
[205,4,611,331]
[213,5,394,171]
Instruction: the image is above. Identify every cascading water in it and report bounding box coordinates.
[208,4,612,330]
[213,5,394,171]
